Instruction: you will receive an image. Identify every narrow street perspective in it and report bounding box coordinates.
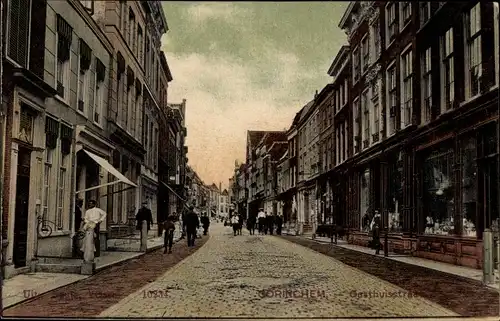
[2,0,500,319]
[4,222,500,318]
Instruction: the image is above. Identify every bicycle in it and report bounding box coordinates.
[37,215,56,238]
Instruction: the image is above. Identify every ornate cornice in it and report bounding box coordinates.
[365,63,381,84]
[345,2,378,40]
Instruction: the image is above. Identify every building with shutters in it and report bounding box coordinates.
[333,1,500,268]
[1,0,115,278]
[92,1,168,239]
[159,100,187,223]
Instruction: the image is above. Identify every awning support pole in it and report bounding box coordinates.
[76,180,127,194]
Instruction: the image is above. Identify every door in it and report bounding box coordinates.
[13,147,31,268]
[484,158,499,231]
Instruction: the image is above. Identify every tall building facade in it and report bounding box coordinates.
[1,0,174,279]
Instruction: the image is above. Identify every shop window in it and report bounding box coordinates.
[360,169,371,231]
[423,147,455,235]
[461,137,477,237]
[388,153,403,232]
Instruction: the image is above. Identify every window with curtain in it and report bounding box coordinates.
[401,49,413,127]
[56,15,73,99]
[353,98,360,154]
[441,28,455,111]
[466,3,482,98]
[422,48,432,123]
[353,47,360,82]
[387,64,397,135]
[386,3,397,44]
[362,90,370,148]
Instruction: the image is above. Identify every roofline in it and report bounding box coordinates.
[327,45,350,76]
[338,2,355,29]
[160,52,173,82]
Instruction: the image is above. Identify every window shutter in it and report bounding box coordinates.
[88,58,96,120]
[29,0,47,78]
[127,66,134,89]
[96,58,106,83]
[45,117,59,149]
[8,0,30,67]
[56,14,73,62]
[60,124,73,155]
[79,38,92,71]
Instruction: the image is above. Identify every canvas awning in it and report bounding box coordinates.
[161,181,186,202]
[76,149,137,195]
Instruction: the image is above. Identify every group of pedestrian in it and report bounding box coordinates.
[254,208,283,235]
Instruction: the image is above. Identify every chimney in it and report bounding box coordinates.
[315,90,318,99]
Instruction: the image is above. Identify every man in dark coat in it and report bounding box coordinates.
[275,214,283,235]
[136,201,153,231]
[185,206,200,246]
[371,213,382,255]
[201,214,210,235]
[237,213,243,235]
[267,213,275,235]
[163,215,176,254]
[247,214,256,235]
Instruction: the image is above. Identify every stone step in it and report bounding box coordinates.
[36,263,81,274]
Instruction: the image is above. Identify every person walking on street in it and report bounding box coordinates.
[201,214,210,235]
[81,200,106,257]
[136,201,153,232]
[370,210,382,255]
[247,214,256,235]
[276,214,283,235]
[238,213,243,235]
[163,215,176,254]
[231,214,240,236]
[185,206,199,246]
[268,213,275,235]
[257,209,266,235]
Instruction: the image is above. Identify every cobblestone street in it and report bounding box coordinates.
[99,223,455,318]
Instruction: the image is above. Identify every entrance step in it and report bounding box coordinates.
[36,263,81,274]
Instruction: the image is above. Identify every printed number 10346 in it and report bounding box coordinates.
[142,289,168,298]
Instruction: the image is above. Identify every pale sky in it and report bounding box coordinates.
[160,2,348,189]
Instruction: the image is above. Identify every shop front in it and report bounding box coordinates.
[347,159,381,246]
[413,121,498,268]
[73,128,138,255]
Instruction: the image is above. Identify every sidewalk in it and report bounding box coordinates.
[2,228,181,309]
[284,232,499,289]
